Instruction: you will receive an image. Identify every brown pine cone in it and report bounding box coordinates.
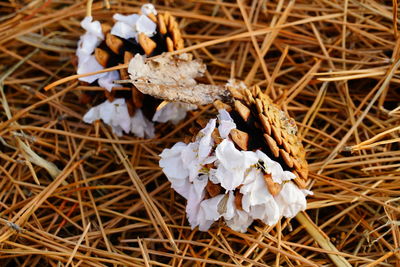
[223,81,309,186]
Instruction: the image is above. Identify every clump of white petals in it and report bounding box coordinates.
[159,109,312,232]
[141,3,158,16]
[76,16,106,83]
[152,102,197,124]
[111,4,157,41]
[77,4,194,137]
[83,98,154,138]
[76,16,121,91]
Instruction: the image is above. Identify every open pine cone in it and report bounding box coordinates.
[223,81,309,186]
[159,81,311,232]
[130,52,313,232]
[75,4,193,137]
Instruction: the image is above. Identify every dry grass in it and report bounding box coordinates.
[1,0,400,266]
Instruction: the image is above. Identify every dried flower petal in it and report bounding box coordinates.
[83,98,130,136]
[76,17,106,83]
[197,194,224,231]
[98,70,122,92]
[225,209,253,233]
[136,15,157,36]
[141,4,157,16]
[214,139,258,191]
[159,104,311,232]
[111,13,156,40]
[129,109,155,138]
[77,55,106,83]
[275,182,309,218]
[217,109,236,138]
[83,98,154,137]
[152,102,196,124]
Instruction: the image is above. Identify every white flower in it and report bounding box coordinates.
[83,98,155,137]
[219,191,236,220]
[217,109,236,138]
[76,32,101,58]
[197,194,224,231]
[76,17,106,83]
[197,119,216,160]
[83,98,131,136]
[98,70,121,92]
[111,14,139,39]
[182,119,217,182]
[274,182,309,218]
[136,15,157,36]
[77,55,106,83]
[240,168,280,225]
[77,17,104,56]
[141,4,157,16]
[214,139,258,191]
[129,109,155,138]
[111,13,156,40]
[186,175,208,227]
[152,102,196,124]
[81,16,104,40]
[159,142,191,197]
[158,109,312,232]
[113,13,140,26]
[225,209,253,233]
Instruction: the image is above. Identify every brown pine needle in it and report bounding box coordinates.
[1,1,400,266]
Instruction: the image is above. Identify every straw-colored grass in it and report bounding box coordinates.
[1,0,399,266]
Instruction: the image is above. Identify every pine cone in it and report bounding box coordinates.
[76,4,195,137]
[159,80,311,232]
[223,81,308,186]
[83,8,183,116]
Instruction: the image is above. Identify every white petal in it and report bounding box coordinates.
[141,4,157,16]
[215,165,243,191]
[240,169,273,209]
[111,21,137,39]
[77,55,106,83]
[250,200,280,226]
[98,70,122,92]
[197,194,224,231]
[197,119,216,161]
[77,33,101,57]
[109,99,131,133]
[301,189,313,196]
[83,106,100,123]
[111,126,124,136]
[152,102,196,124]
[130,109,155,138]
[225,209,253,233]
[208,168,219,184]
[113,13,140,26]
[202,195,224,221]
[214,139,257,190]
[215,139,243,169]
[81,16,104,39]
[181,143,201,182]
[219,191,235,220]
[159,142,189,181]
[186,175,208,226]
[217,109,236,138]
[82,99,131,136]
[275,182,307,218]
[136,15,156,37]
[169,177,191,199]
[97,101,114,124]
